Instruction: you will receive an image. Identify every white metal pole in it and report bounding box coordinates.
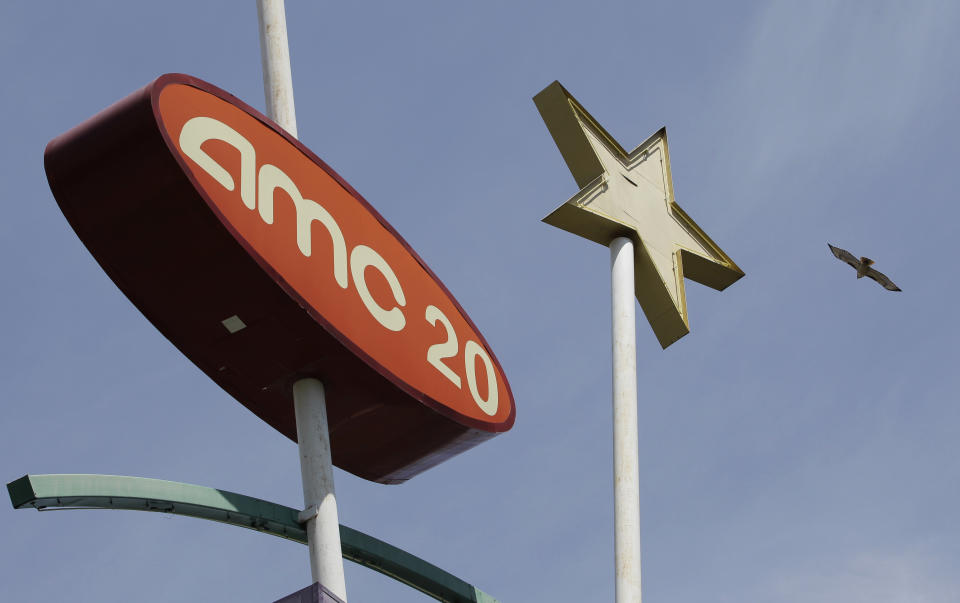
[257,0,298,137]
[293,379,348,600]
[610,236,642,603]
[256,3,347,599]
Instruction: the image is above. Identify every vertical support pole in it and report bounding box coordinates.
[257,0,298,137]
[294,379,348,600]
[610,236,641,603]
[256,2,346,599]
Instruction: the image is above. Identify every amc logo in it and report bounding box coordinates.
[45,74,514,482]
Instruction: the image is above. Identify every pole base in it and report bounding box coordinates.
[272,582,345,603]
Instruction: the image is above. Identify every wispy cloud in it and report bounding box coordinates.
[729,1,958,172]
[758,548,960,603]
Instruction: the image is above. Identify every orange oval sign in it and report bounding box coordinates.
[44,74,515,483]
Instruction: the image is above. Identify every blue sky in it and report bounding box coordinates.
[2,1,959,601]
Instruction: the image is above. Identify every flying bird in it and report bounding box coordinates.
[828,244,901,291]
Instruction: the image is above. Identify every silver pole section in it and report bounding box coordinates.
[610,236,642,603]
[257,0,298,137]
[294,379,348,599]
[256,2,346,599]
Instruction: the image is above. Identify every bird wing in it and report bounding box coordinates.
[865,267,901,291]
[828,243,860,269]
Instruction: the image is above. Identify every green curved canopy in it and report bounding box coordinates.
[8,474,498,603]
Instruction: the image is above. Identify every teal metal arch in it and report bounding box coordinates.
[7,474,498,603]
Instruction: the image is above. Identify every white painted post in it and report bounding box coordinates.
[257,0,298,138]
[294,379,348,600]
[610,236,641,603]
[256,2,347,599]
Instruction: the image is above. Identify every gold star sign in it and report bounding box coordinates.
[535,81,744,348]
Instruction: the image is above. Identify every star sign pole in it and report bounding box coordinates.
[257,2,348,600]
[534,82,744,602]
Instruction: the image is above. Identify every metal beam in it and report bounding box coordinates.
[7,474,498,603]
